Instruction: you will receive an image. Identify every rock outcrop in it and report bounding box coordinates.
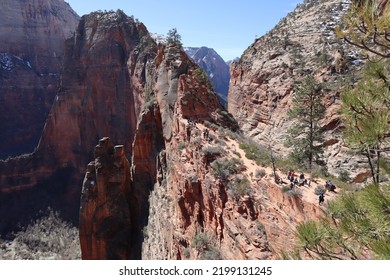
[184,47,230,107]
[79,138,131,260]
[228,0,369,179]
[0,0,79,158]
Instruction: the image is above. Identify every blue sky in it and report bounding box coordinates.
[65,0,303,61]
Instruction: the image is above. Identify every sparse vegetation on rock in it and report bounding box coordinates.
[0,209,80,260]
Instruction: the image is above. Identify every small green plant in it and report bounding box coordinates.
[192,232,222,260]
[287,188,302,198]
[232,150,241,158]
[314,185,326,195]
[210,158,245,181]
[178,142,186,151]
[166,27,182,47]
[337,169,351,183]
[239,142,271,166]
[228,176,251,197]
[255,169,266,178]
[183,247,190,259]
[256,221,266,234]
[193,68,209,84]
[202,145,225,157]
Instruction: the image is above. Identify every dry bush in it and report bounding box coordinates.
[0,208,81,260]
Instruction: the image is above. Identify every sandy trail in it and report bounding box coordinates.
[193,121,338,207]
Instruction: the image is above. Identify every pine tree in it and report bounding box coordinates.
[286,76,326,170]
[292,183,390,260]
[341,61,390,184]
[336,0,390,59]
[166,28,182,48]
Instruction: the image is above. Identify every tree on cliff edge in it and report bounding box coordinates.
[285,76,326,170]
[167,28,182,48]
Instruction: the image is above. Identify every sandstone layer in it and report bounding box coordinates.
[228,0,368,179]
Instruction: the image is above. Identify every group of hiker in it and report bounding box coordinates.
[286,170,336,206]
[287,170,308,189]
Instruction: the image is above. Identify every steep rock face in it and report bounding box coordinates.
[185,47,230,107]
[79,138,131,260]
[0,11,157,234]
[0,0,80,158]
[228,0,367,178]
[140,112,324,260]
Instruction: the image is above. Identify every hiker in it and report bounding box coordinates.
[325,181,336,192]
[203,128,209,140]
[319,193,325,205]
[288,170,295,182]
[293,177,299,185]
[287,170,292,181]
[290,182,294,190]
[299,173,307,186]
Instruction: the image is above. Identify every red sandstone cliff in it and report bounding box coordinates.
[77,13,327,259]
[0,10,156,234]
[0,0,79,158]
[1,9,329,260]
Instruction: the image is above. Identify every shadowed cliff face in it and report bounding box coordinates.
[0,0,80,158]
[0,10,157,235]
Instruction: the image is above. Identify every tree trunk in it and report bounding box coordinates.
[376,148,380,184]
[366,148,377,184]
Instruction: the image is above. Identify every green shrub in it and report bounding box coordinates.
[239,142,271,166]
[338,169,351,183]
[314,185,326,195]
[210,158,245,181]
[201,247,222,260]
[178,142,186,151]
[287,188,302,198]
[228,176,251,197]
[256,221,266,234]
[192,232,211,252]
[192,232,222,260]
[202,145,225,157]
[232,150,241,158]
[256,169,266,178]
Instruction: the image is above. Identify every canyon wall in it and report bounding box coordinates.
[0,0,79,158]
[228,0,369,179]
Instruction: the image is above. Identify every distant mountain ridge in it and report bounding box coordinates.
[184,47,230,107]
